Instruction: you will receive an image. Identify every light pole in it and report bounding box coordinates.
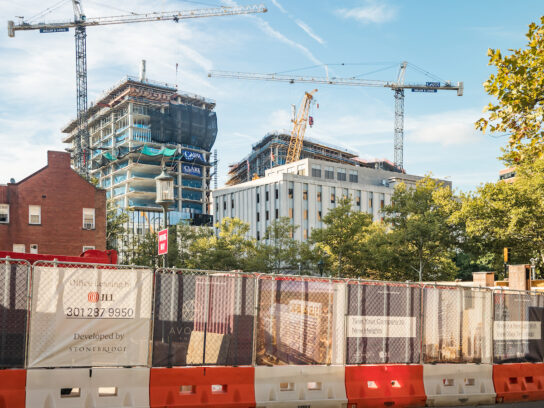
[155,166,174,268]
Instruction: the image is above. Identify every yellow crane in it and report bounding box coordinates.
[8,2,267,175]
[286,89,317,164]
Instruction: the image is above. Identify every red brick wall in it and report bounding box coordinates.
[0,151,106,256]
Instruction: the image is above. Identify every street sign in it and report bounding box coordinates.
[412,88,438,93]
[158,228,168,255]
[39,27,69,33]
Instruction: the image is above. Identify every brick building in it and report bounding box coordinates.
[0,151,106,255]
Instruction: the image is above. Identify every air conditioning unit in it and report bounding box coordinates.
[83,223,94,230]
[30,215,40,224]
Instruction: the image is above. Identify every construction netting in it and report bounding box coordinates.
[152,269,255,367]
[27,261,153,368]
[149,103,217,151]
[493,289,544,363]
[0,258,30,368]
[256,276,344,366]
[346,281,421,364]
[422,285,492,364]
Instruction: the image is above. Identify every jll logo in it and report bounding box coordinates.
[87,292,113,302]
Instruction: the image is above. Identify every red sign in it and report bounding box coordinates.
[158,228,168,255]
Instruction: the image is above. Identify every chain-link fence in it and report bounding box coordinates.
[255,275,341,365]
[27,260,153,368]
[346,280,421,364]
[152,268,256,367]
[0,258,30,368]
[422,284,492,364]
[493,289,544,363]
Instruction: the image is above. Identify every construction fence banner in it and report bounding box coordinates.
[27,262,153,368]
[152,269,255,367]
[422,285,492,364]
[346,281,421,364]
[0,258,30,368]
[493,290,544,363]
[256,275,343,366]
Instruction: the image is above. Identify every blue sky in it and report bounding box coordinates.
[0,0,542,191]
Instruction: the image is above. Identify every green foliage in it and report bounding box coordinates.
[106,201,129,250]
[383,177,458,281]
[476,16,544,164]
[310,197,375,277]
[187,217,256,270]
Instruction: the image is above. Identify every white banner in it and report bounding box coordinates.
[347,316,417,338]
[28,266,153,367]
[494,321,541,341]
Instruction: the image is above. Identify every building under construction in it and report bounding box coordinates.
[227,131,401,186]
[62,65,217,258]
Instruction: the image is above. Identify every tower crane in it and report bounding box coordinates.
[209,62,463,171]
[287,89,317,164]
[8,2,267,176]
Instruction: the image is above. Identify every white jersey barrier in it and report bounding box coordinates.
[255,365,347,408]
[26,367,150,408]
[423,364,495,406]
[27,263,153,367]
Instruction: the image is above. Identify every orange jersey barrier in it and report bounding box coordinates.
[0,369,26,408]
[493,363,544,403]
[345,365,426,407]
[149,367,255,408]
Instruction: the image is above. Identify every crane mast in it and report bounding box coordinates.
[286,89,317,164]
[209,63,462,171]
[8,3,267,176]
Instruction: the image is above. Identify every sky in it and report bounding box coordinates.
[0,0,542,191]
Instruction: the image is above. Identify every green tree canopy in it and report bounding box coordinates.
[476,16,544,164]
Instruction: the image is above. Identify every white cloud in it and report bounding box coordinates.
[336,1,397,24]
[295,19,325,45]
[406,110,483,146]
[270,0,287,14]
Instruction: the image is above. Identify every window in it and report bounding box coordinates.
[265,191,269,201]
[317,192,321,202]
[215,202,218,213]
[288,188,294,199]
[30,244,38,254]
[330,193,335,204]
[317,210,322,221]
[349,170,358,183]
[256,231,260,241]
[29,205,41,225]
[0,204,8,223]
[83,208,95,230]
[303,229,308,240]
[13,244,25,253]
[257,212,260,222]
[266,210,269,221]
[324,166,334,180]
[311,165,321,178]
[256,193,260,203]
[356,195,361,206]
[275,209,279,219]
[231,200,234,209]
[223,201,226,210]
[343,188,349,199]
[82,246,95,252]
[303,210,308,220]
[368,192,374,209]
[303,190,308,200]
[337,168,346,181]
[288,208,293,218]
[275,189,279,199]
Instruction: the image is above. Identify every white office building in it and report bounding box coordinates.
[213,158,443,242]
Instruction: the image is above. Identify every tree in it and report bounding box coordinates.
[250,218,302,273]
[383,177,458,281]
[456,158,544,275]
[476,16,544,164]
[187,217,256,270]
[125,232,159,267]
[310,197,375,277]
[106,201,129,250]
